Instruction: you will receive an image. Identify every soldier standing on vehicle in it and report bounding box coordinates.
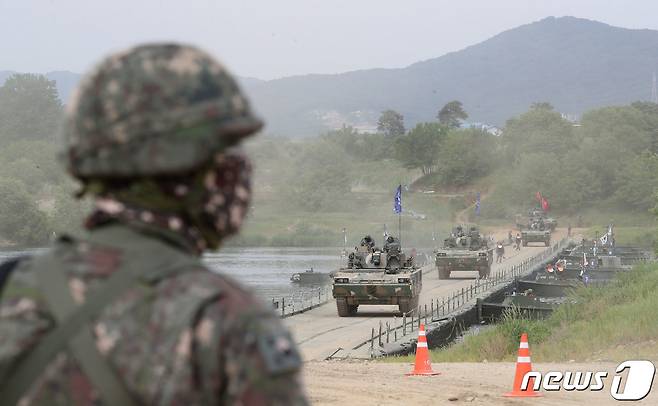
[0,44,308,405]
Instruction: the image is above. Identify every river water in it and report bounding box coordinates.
[1,247,343,304]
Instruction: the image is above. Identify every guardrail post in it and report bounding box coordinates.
[424,304,428,325]
[378,321,383,347]
[386,322,390,344]
[371,328,375,351]
[281,297,285,317]
[431,299,434,319]
[394,317,398,341]
[476,298,482,322]
[403,312,407,336]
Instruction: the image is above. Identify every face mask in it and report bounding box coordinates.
[85,149,252,252]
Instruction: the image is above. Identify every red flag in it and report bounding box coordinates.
[535,191,542,202]
[541,197,549,212]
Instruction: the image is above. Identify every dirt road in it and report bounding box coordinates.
[285,230,566,361]
[303,360,657,405]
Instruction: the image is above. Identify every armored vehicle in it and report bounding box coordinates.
[332,235,422,316]
[435,225,493,279]
[290,268,331,285]
[516,208,557,231]
[521,229,551,247]
[521,218,551,246]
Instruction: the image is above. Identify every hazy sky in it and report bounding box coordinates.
[2,0,658,80]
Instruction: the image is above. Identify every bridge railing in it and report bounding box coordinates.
[272,285,334,318]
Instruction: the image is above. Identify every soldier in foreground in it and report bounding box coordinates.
[0,44,308,405]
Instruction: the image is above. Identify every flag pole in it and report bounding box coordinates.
[398,204,402,246]
[394,183,402,246]
[399,184,402,246]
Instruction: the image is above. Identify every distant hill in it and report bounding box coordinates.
[0,71,264,106]
[242,16,658,136]
[4,16,658,136]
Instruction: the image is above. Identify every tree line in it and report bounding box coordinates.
[0,74,86,246]
[2,72,658,245]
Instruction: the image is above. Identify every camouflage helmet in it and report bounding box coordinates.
[61,43,263,179]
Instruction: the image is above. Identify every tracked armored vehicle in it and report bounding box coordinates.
[521,218,551,247]
[332,235,422,316]
[516,208,557,231]
[435,225,493,279]
[521,229,551,246]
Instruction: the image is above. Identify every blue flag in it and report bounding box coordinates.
[394,185,402,214]
[475,191,481,216]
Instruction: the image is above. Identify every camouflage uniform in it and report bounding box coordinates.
[0,44,307,405]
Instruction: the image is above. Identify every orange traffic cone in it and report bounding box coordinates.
[503,333,542,397]
[406,324,440,376]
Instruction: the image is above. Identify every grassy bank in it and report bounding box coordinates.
[226,190,466,248]
[390,262,658,363]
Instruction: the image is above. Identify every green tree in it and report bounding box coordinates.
[530,101,554,110]
[576,106,654,198]
[502,107,575,162]
[630,101,658,153]
[436,128,496,186]
[437,100,468,128]
[377,110,405,137]
[394,122,447,174]
[0,74,63,141]
[613,152,658,210]
[0,178,50,245]
[0,140,66,195]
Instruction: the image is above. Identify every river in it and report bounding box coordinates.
[1,247,343,304]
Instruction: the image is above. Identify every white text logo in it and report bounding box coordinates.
[520,360,656,401]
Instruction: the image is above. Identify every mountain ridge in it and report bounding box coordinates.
[3,16,658,136]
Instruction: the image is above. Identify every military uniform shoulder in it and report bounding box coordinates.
[0,255,30,287]
[188,270,306,404]
[0,254,44,302]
